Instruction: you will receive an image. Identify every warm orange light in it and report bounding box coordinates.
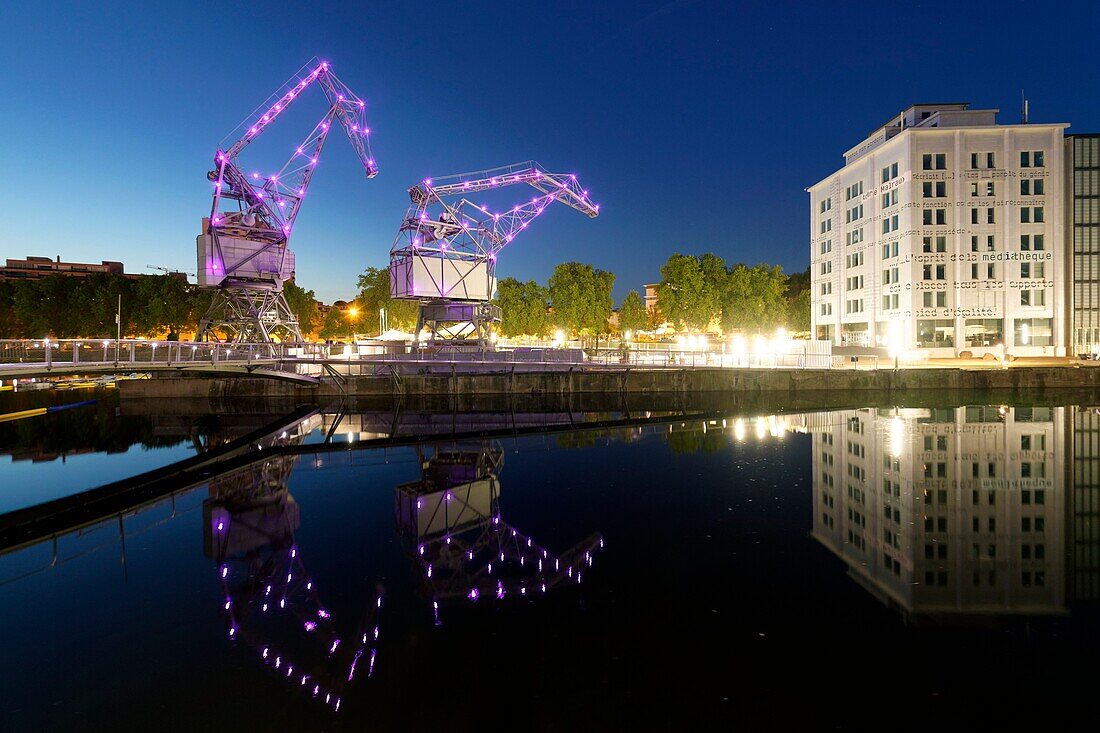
[347,306,359,319]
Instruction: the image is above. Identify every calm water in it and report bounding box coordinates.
[1,392,1098,729]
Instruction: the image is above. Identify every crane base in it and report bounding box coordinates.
[415,301,501,349]
[196,285,304,346]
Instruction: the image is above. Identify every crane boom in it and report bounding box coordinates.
[196,59,379,346]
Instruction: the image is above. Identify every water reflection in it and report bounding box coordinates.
[395,442,603,622]
[202,416,379,711]
[809,405,1099,617]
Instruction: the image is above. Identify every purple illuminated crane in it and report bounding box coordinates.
[196,58,379,345]
[389,162,599,347]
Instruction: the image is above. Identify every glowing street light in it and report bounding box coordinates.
[887,320,903,371]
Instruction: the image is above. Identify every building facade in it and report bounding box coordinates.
[0,255,188,282]
[809,104,1067,357]
[1066,134,1100,355]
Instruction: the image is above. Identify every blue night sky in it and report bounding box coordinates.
[1,0,1099,303]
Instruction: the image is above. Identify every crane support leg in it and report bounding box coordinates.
[415,301,501,350]
[197,286,304,346]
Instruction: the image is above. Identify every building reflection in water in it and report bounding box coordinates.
[809,405,1100,618]
[202,416,379,713]
[394,441,603,625]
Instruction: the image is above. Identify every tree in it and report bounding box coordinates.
[720,264,788,334]
[133,275,198,339]
[356,267,419,333]
[317,308,354,340]
[495,277,549,337]
[788,288,811,333]
[656,253,720,330]
[617,289,647,334]
[547,262,614,336]
[284,280,320,336]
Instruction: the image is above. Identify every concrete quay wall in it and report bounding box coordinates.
[117,365,1100,400]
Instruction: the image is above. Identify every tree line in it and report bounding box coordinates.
[0,255,811,340]
[0,273,319,340]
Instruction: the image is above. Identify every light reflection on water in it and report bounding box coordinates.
[0,397,1098,728]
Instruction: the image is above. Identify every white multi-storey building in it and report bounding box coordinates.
[809,103,1067,357]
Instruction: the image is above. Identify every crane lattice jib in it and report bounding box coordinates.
[390,161,598,264]
[208,60,378,244]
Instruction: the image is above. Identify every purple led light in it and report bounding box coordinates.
[469,588,480,601]
[318,609,331,619]
[304,621,317,632]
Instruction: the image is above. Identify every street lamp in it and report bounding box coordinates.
[887,320,902,371]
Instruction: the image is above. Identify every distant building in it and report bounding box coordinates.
[0,255,187,282]
[809,103,1068,356]
[1066,134,1100,355]
[644,283,660,314]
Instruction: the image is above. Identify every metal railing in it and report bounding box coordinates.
[0,338,855,377]
[0,339,303,370]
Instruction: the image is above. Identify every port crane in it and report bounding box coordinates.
[388,162,598,347]
[196,59,379,345]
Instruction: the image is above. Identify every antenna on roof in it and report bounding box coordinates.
[1021,90,1029,124]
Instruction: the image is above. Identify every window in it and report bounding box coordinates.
[845,181,864,201]
[846,204,864,223]
[882,215,899,234]
[1022,206,1046,223]
[821,261,832,275]
[965,318,1003,349]
[1021,179,1045,196]
[986,235,995,251]
[882,293,899,310]
[987,207,995,224]
[845,298,864,314]
[917,319,955,347]
[821,219,832,233]
[923,209,946,225]
[971,152,995,169]
[881,162,899,183]
[1021,262,1045,279]
[922,236,947,253]
[882,242,898,259]
[845,251,864,268]
[922,153,946,170]
[921,290,948,308]
[987,263,996,279]
[1021,289,1046,306]
[845,275,864,291]
[971,263,979,279]
[820,303,832,316]
[820,281,832,295]
[820,198,832,213]
[820,240,832,255]
[847,228,864,245]
[882,189,898,208]
[1020,234,1046,251]
[923,181,946,198]
[1020,150,1045,168]
[923,264,946,280]
[1015,318,1053,347]
[971,181,995,197]
[882,267,899,284]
